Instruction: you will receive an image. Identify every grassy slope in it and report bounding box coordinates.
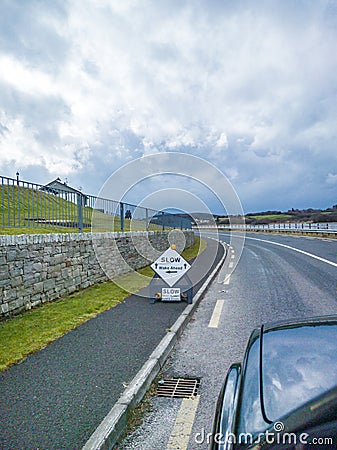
[247,214,292,220]
[0,185,161,233]
[0,237,206,371]
[246,209,337,223]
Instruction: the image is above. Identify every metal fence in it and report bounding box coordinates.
[242,222,337,232]
[196,222,337,234]
[0,175,192,233]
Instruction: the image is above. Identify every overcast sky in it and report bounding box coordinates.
[0,0,337,214]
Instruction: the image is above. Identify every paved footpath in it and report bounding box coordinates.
[0,238,222,450]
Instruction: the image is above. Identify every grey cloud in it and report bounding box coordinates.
[0,123,9,136]
[0,0,337,212]
[0,0,68,72]
[82,60,100,77]
[0,80,70,146]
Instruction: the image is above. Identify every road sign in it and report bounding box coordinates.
[151,247,191,287]
[161,287,181,302]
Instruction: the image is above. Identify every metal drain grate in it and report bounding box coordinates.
[157,377,200,399]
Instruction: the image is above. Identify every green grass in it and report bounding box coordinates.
[0,227,93,235]
[182,236,207,259]
[1,184,78,227]
[0,237,205,372]
[0,223,162,235]
[248,214,292,220]
[0,184,162,233]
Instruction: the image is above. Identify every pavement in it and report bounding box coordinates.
[118,231,337,450]
[0,237,225,450]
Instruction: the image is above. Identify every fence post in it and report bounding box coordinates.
[77,193,83,233]
[120,202,124,232]
[146,208,149,231]
[17,181,21,228]
[162,211,165,231]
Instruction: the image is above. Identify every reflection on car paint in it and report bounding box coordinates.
[262,324,337,422]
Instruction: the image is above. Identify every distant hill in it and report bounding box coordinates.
[215,206,337,225]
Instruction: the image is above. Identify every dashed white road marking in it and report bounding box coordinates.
[167,396,200,450]
[228,262,234,269]
[223,274,231,285]
[231,254,235,259]
[208,300,225,328]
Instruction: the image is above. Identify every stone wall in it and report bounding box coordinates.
[0,231,194,317]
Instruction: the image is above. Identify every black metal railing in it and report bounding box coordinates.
[0,175,192,233]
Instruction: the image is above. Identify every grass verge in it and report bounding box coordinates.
[0,237,206,372]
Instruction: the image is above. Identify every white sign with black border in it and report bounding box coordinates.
[161,287,181,302]
[151,247,191,287]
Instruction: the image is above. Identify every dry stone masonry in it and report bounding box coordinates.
[0,231,194,317]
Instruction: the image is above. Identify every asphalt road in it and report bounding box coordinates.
[0,237,222,450]
[119,231,337,449]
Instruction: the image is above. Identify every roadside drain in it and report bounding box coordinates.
[157,377,200,399]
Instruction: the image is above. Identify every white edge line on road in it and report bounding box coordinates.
[218,232,337,269]
[208,300,225,328]
[245,235,337,268]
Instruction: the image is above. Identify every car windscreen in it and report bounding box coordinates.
[261,323,337,423]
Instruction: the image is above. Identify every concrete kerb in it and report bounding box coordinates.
[150,332,178,369]
[88,403,128,450]
[82,239,228,450]
[119,358,162,409]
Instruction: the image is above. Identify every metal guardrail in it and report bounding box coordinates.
[195,223,337,234]
[241,223,337,232]
[1,175,192,233]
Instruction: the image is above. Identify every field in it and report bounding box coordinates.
[244,207,337,225]
[247,214,292,220]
